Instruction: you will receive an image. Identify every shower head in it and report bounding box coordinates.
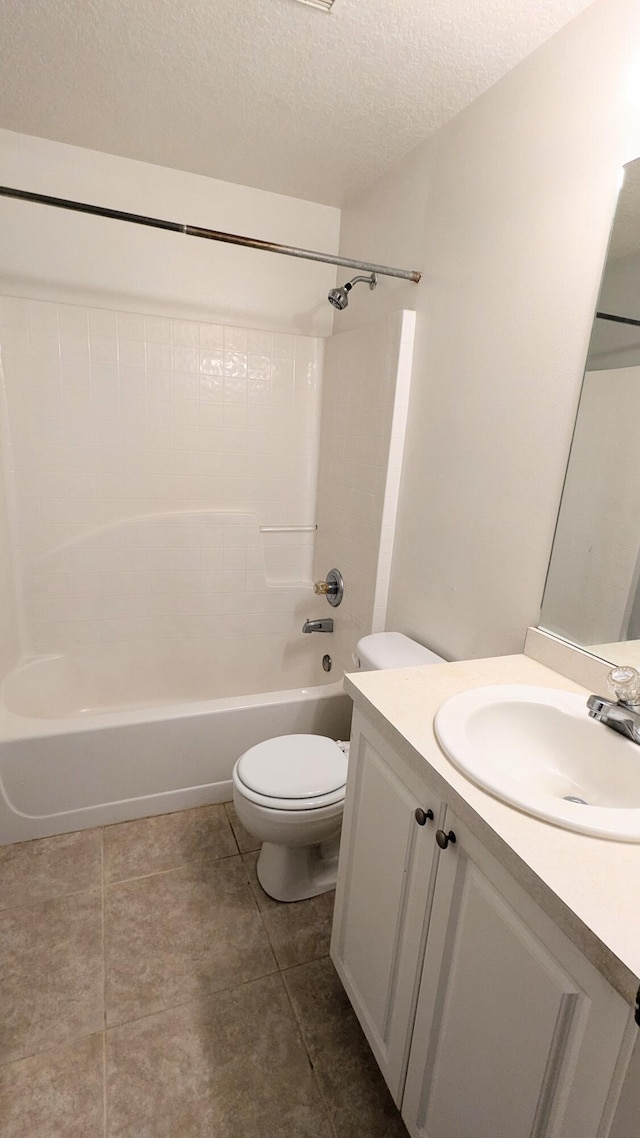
[328,272,377,310]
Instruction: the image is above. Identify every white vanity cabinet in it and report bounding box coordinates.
[330,709,445,1102]
[331,709,633,1138]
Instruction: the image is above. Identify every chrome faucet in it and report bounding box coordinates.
[302,617,334,634]
[587,666,640,745]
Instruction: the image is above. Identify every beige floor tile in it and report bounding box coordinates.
[224,800,260,853]
[0,889,104,1064]
[284,957,408,1138]
[0,1034,104,1138]
[243,851,335,969]
[104,803,237,884]
[105,856,276,1026]
[106,973,333,1138]
[0,828,102,911]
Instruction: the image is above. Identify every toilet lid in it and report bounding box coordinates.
[236,734,347,800]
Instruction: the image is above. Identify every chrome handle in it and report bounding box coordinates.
[415,808,434,826]
[435,829,456,850]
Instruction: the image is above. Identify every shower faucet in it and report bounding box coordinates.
[302,618,334,634]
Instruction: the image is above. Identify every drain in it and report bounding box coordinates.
[563,795,588,805]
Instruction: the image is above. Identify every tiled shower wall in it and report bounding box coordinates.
[0,296,321,672]
[313,312,415,674]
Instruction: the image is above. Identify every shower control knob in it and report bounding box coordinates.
[313,569,344,608]
[314,580,332,595]
[435,829,457,850]
[415,808,434,826]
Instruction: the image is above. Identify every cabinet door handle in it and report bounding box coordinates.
[415,808,434,826]
[435,828,456,849]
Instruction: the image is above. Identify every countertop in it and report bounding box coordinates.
[344,652,640,1007]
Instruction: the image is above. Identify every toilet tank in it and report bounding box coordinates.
[355,632,445,671]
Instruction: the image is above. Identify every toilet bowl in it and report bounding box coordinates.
[232,632,445,902]
[232,733,347,902]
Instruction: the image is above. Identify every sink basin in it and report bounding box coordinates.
[434,685,640,841]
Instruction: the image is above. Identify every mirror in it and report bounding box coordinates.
[540,156,640,666]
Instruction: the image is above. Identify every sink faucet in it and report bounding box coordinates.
[302,617,334,633]
[587,666,640,744]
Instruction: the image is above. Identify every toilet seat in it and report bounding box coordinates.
[234,734,347,812]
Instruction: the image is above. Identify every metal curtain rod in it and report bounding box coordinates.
[0,185,422,284]
[596,310,640,328]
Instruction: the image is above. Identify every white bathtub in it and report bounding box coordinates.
[0,651,352,844]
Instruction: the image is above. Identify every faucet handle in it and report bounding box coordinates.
[312,568,344,608]
[607,665,640,705]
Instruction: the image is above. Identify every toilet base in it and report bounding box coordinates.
[256,835,340,903]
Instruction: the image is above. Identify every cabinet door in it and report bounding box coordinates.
[330,710,444,1104]
[402,810,630,1138]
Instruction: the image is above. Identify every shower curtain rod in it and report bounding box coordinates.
[0,185,422,284]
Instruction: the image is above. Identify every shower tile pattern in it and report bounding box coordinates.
[0,297,322,665]
[0,804,407,1137]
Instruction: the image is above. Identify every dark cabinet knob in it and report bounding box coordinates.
[414,808,434,826]
[435,828,456,849]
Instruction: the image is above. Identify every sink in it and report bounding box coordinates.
[434,685,640,841]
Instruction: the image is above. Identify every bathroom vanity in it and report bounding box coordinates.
[331,654,640,1138]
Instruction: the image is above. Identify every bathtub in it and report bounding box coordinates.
[0,650,353,844]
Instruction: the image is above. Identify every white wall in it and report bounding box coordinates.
[313,311,414,675]
[337,0,640,661]
[0,130,340,337]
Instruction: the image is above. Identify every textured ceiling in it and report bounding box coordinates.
[1,0,595,206]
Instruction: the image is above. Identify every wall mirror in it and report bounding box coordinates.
[540,156,640,666]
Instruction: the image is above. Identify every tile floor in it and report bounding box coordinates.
[0,803,408,1137]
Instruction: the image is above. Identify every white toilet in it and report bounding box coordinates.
[232,631,445,902]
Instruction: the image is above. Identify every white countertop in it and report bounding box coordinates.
[344,652,640,1007]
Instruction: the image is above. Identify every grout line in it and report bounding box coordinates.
[104,966,282,1035]
[223,801,260,856]
[104,850,244,890]
[238,853,281,970]
[102,1032,108,1138]
[101,800,232,834]
[100,827,108,1138]
[280,957,339,1138]
[0,1028,104,1072]
[0,880,102,916]
[0,848,243,915]
[223,802,243,855]
[101,830,106,1029]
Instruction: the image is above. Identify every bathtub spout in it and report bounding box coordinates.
[302,618,334,633]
